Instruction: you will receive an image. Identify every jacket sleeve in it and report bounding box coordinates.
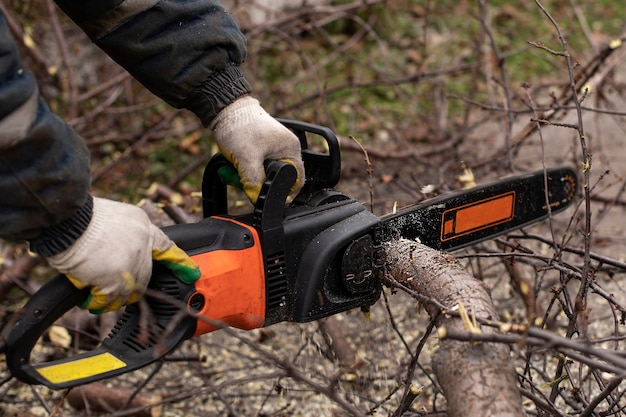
[0,12,92,255]
[54,0,253,126]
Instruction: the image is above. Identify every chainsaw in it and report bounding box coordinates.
[1,120,578,390]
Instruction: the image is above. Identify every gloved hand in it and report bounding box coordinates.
[210,96,305,202]
[46,197,201,313]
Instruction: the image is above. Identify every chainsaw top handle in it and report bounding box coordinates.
[202,118,341,217]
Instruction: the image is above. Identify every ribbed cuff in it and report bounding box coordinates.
[29,195,94,257]
[183,65,252,127]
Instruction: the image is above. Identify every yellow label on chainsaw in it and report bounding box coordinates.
[35,352,127,384]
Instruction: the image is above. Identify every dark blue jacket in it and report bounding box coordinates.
[0,1,252,256]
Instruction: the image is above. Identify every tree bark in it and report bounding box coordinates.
[385,239,525,417]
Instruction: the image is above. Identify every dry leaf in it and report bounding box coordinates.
[48,325,71,348]
[179,131,202,154]
[458,166,476,188]
[380,174,394,184]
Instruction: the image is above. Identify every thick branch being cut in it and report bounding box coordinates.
[385,239,525,417]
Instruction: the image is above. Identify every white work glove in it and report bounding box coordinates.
[46,197,200,313]
[210,96,305,202]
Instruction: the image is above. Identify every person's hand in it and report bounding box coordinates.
[45,198,200,313]
[210,96,305,202]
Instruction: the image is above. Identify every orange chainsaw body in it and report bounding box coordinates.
[190,218,265,336]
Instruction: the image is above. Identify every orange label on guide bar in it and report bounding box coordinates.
[441,192,515,241]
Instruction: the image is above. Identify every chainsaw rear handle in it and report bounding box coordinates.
[2,275,89,384]
[3,266,199,388]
